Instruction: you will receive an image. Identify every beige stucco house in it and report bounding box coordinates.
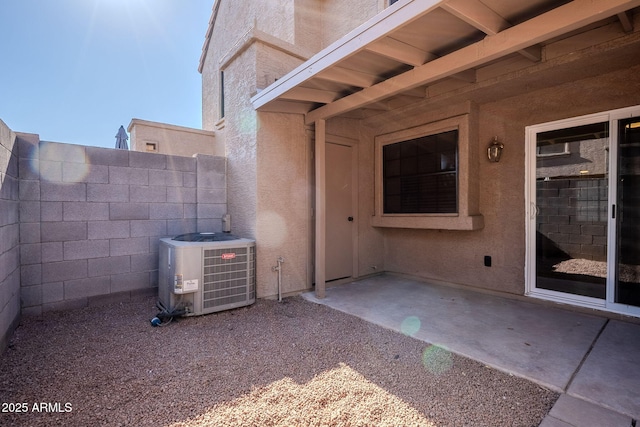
[128,118,222,158]
[199,0,640,318]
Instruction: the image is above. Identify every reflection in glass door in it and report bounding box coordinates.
[528,106,640,316]
[615,117,640,306]
[535,122,610,300]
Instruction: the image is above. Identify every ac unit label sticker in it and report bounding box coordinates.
[183,279,198,292]
[221,253,236,260]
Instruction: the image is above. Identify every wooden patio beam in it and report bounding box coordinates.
[366,37,438,67]
[305,0,640,125]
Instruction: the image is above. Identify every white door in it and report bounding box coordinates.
[325,142,354,281]
[526,105,640,317]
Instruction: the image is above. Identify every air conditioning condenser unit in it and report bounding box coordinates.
[158,233,256,316]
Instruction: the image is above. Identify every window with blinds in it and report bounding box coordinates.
[382,129,458,214]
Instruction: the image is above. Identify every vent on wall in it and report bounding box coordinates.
[158,233,256,316]
[145,141,158,152]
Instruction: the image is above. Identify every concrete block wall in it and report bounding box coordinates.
[17,135,226,315]
[536,178,608,261]
[0,120,20,351]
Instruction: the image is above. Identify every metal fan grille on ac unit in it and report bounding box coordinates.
[202,247,256,310]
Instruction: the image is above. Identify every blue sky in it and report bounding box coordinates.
[0,0,212,148]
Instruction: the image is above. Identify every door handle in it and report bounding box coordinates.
[530,202,539,220]
[348,216,354,222]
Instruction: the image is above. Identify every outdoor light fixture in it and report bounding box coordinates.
[487,137,504,162]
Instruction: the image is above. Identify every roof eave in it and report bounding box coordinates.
[250,0,443,110]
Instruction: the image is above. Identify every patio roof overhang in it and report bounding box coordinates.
[251,0,640,126]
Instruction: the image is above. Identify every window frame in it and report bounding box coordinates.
[536,142,570,157]
[381,129,459,215]
[219,70,225,120]
[373,114,483,230]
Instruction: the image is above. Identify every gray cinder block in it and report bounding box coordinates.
[41,221,87,242]
[149,204,184,220]
[19,180,40,201]
[109,203,149,221]
[40,202,63,222]
[149,169,183,187]
[0,200,19,226]
[85,146,129,167]
[41,242,63,263]
[183,172,197,188]
[42,282,63,304]
[63,163,109,184]
[63,202,109,221]
[196,155,226,189]
[20,264,42,286]
[18,158,39,180]
[184,204,197,219]
[167,219,197,236]
[41,182,86,202]
[130,185,166,203]
[130,151,166,170]
[88,220,130,240]
[63,239,110,260]
[110,271,149,293]
[166,155,196,172]
[42,259,87,283]
[88,256,131,277]
[109,237,149,256]
[130,253,158,273]
[20,243,42,265]
[19,201,40,222]
[64,276,110,299]
[19,223,40,244]
[87,183,129,202]
[167,187,196,204]
[197,188,226,203]
[39,141,86,163]
[108,166,149,185]
[0,223,20,249]
[21,284,42,307]
[197,203,226,219]
[38,161,63,182]
[130,220,167,237]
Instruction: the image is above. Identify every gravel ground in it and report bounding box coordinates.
[552,258,640,282]
[0,296,557,426]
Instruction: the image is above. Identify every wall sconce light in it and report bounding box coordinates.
[487,137,504,162]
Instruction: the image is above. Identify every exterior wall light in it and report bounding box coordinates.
[487,137,504,162]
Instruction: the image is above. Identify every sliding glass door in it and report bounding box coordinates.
[527,106,640,316]
[614,116,640,307]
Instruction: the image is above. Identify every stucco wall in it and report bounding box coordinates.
[372,64,640,295]
[128,119,221,158]
[0,120,20,352]
[200,0,388,299]
[256,112,311,298]
[200,0,640,301]
[17,135,226,315]
[202,0,303,129]
[201,0,385,130]
[319,0,382,47]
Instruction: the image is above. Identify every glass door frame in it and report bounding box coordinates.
[525,104,640,318]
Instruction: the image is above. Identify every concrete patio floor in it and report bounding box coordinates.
[302,274,640,426]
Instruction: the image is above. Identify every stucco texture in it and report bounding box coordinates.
[256,112,311,298]
[363,64,640,295]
